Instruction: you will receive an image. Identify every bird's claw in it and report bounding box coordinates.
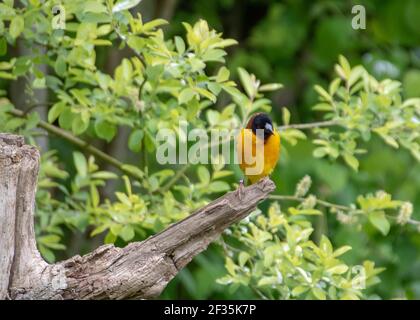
[236,179,245,201]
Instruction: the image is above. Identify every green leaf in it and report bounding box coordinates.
[178,88,197,105]
[216,39,238,48]
[292,286,309,296]
[216,276,233,285]
[238,252,250,267]
[189,57,206,72]
[312,287,326,300]
[213,170,233,180]
[127,35,145,52]
[144,131,155,152]
[208,181,230,193]
[121,164,144,179]
[343,153,359,171]
[38,234,61,244]
[329,78,341,95]
[403,70,420,98]
[90,184,100,207]
[338,55,351,79]
[282,107,290,125]
[128,129,144,153]
[119,225,135,242]
[33,77,46,88]
[112,0,142,13]
[91,171,118,180]
[202,48,226,62]
[97,24,112,36]
[216,66,230,83]
[207,82,221,96]
[327,264,349,274]
[0,3,14,17]
[257,276,278,287]
[121,58,133,81]
[197,166,210,184]
[314,85,331,101]
[9,15,24,39]
[72,113,90,135]
[174,36,185,54]
[14,56,31,75]
[333,245,352,257]
[206,110,219,126]
[54,57,67,77]
[259,83,283,92]
[225,257,236,276]
[58,108,74,130]
[48,102,65,123]
[368,211,390,235]
[237,67,255,98]
[90,224,110,237]
[194,87,216,103]
[374,130,399,149]
[5,118,25,131]
[26,112,40,130]
[0,71,16,79]
[0,61,13,70]
[95,119,116,142]
[39,245,55,263]
[104,231,117,244]
[92,39,113,46]
[142,19,168,32]
[73,152,87,177]
[320,235,333,255]
[348,66,365,87]
[70,89,90,107]
[312,103,333,111]
[0,38,7,56]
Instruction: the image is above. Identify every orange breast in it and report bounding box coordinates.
[237,128,280,184]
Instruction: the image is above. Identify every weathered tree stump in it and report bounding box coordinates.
[0,133,275,300]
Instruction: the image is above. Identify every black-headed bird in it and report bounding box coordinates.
[236,113,280,195]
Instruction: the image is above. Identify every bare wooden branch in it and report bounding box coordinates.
[0,133,275,300]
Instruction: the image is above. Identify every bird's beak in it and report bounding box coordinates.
[265,122,274,134]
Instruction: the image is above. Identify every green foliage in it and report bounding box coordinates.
[0,0,419,300]
[218,202,383,300]
[310,56,420,170]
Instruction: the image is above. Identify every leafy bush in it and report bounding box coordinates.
[0,0,419,299]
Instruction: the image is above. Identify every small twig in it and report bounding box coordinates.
[269,194,354,212]
[269,194,420,227]
[112,20,147,63]
[250,285,269,300]
[160,164,190,193]
[387,215,420,227]
[138,75,148,99]
[111,18,148,99]
[278,120,340,131]
[9,109,142,180]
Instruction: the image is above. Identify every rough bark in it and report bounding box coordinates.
[0,133,275,300]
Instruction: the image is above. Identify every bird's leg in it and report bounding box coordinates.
[236,179,245,200]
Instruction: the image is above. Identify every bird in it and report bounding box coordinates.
[236,113,281,196]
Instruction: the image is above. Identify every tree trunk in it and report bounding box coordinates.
[0,133,275,300]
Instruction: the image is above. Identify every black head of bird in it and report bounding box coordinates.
[249,113,275,140]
